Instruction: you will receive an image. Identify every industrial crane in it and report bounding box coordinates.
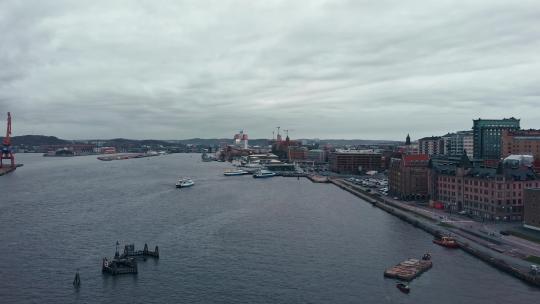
[283,129,294,138]
[1,112,15,168]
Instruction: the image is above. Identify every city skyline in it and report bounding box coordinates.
[1,0,540,140]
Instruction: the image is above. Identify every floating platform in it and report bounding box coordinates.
[384,258,432,281]
[102,257,138,275]
[102,243,159,276]
[119,243,159,259]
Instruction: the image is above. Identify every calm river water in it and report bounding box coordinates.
[0,153,539,303]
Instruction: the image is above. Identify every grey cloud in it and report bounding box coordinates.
[1,0,539,140]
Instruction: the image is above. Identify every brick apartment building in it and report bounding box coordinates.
[429,155,538,221]
[524,188,540,231]
[418,136,444,156]
[388,154,430,200]
[501,129,540,172]
[329,150,382,174]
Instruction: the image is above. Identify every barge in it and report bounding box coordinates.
[384,257,433,281]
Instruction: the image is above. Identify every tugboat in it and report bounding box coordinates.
[224,169,250,176]
[176,177,195,188]
[253,170,276,178]
[433,236,459,248]
[396,282,410,294]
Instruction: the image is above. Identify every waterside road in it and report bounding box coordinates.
[329,177,540,287]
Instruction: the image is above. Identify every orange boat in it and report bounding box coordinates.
[433,236,459,248]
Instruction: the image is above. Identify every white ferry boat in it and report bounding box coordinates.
[253,170,277,178]
[176,178,195,188]
[224,169,250,176]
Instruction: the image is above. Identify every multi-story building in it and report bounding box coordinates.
[524,188,540,231]
[473,118,520,159]
[501,129,540,172]
[442,131,473,157]
[287,146,307,161]
[429,155,537,220]
[388,154,430,200]
[306,149,327,164]
[418,136,444,156]
[329,150,382,174]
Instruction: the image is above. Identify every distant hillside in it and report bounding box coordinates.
[1,135,69,146]
[4,135,400,148]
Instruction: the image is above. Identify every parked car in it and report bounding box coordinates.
[531,265,539,275]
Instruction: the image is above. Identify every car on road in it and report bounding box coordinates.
[500,230,510,236]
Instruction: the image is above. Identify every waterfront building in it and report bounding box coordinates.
[329,150,382,174]
[272,135,300,161]
[501,129,540,172]
[473,118,520,159]
[388,154,430,200]
[429,154,538,220]
[233,130,249,149]
[442,131,473,157]
[306,149,327,164]
[418,136,444,156]
[288,146,307,161]
[524,188,540,231]
[40,144,96,155]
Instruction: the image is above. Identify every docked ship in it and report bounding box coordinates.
[224,169,250,176]
[433,236,459,248]
[253,170,277,178]
[176,178,195,188]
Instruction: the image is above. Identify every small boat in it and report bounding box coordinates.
[176,178,194,188]
[253,170,277,178]
[396,283,410,294]
[433,236,459,248]
[224,169,250,176]
[422,252,432,260]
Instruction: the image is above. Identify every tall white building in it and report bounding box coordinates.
[442,131,473,157]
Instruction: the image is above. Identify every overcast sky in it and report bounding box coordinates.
[1,0,539,140]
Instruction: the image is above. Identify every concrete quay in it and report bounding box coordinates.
[329,178,540,288]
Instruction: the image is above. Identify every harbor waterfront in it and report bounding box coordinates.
[1,154,539,303]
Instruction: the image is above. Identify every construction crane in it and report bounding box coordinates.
[1,112,15,168]
[283,129,295,138]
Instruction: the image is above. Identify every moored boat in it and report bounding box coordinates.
[176,178,195,188]
[224,169,250,176]
[433,236,459,248]
[253,170,276,178]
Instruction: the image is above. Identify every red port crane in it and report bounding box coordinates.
[1,112,15,168]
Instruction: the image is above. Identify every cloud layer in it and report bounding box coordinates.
[1,0,539,140]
